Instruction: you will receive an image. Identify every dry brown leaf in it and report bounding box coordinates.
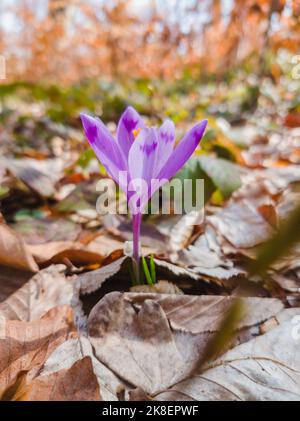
[192,266,246,282]
[40,336,127,401]
[258,203,278,228]
[13,218,81,245]
[179,244,225,270]
[0,305,76,395]
[0,265,75,321]
[153,259,201,282]
[151,258,222,293]
[25,357,101,401]
[88,292,284,395]
[28,241,104,266]
[154,308,300,401]
[2,158,64,198]
[209,200,274,248]
[0,266,32,304]
[126,294,283,334]
[178,243,246,283]
[284,113,300,128]
[272,272,300,294]
[78,256,127,295]
[0,223,38,272]
[86,234,124,256]
[168,211,204,252]
[0,224,105,272]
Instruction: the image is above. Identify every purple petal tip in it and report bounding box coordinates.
[80,113,98,144]
[121,106,140,133]
[192,119,208,143]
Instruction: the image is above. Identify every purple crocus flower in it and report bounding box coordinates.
[81,106,207,281]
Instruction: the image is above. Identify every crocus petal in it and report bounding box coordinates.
[128,127,159,183]
[153,119,176,177]
[158,119,208,181]
[117,106,144,161]
[128,127,159,209]
[80,113,127,188]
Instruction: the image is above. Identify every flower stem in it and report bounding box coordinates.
[132,212,142,283]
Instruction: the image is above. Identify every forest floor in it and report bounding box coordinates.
[0,77,300,400]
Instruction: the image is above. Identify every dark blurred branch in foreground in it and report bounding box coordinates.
[197,299,245,371]
[250,201,300,276]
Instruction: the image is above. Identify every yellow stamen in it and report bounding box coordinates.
[132,128,141,139]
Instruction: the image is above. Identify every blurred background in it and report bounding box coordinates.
[0,0,300,268]
[1,2,300,395]
[0,0,299,121]
[0,0,299,81]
